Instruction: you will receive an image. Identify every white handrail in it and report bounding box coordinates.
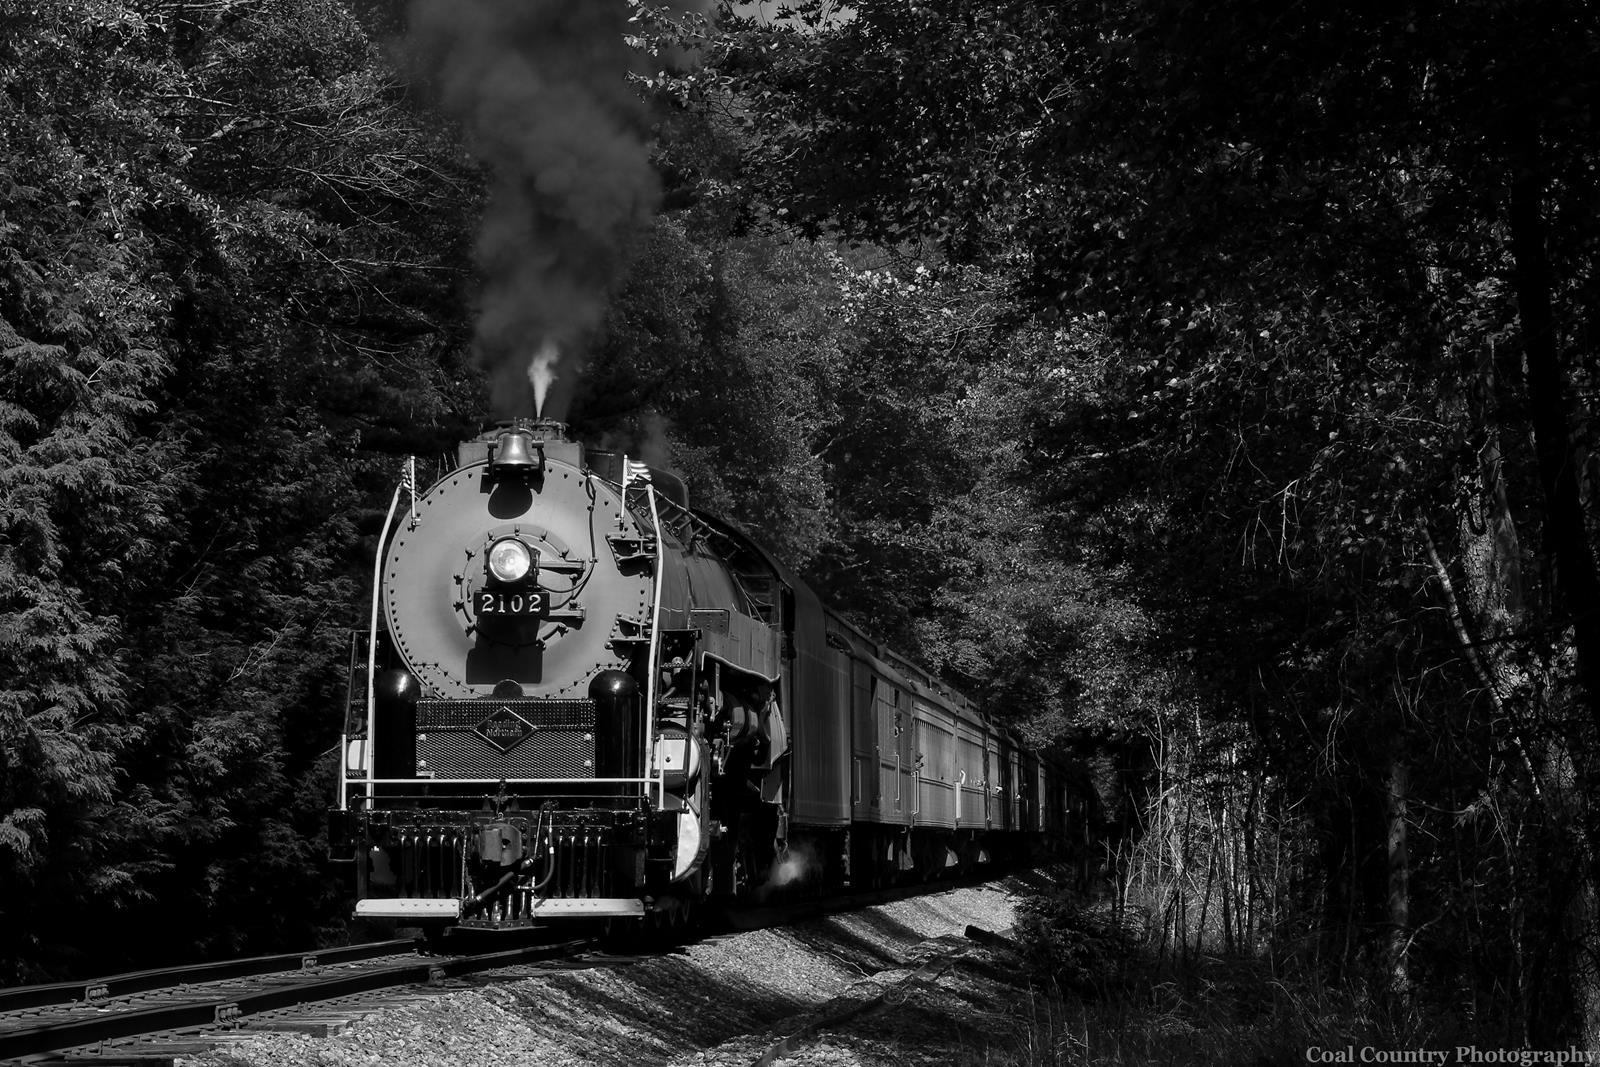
[345,478,404,810]
[644,477,666,808]
[622,456,667,808]
[340,776,663,785]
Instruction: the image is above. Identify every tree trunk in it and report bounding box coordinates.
[1507,152,1600,733]
[1507,145,1600,1048]
[1387,759,1410,995]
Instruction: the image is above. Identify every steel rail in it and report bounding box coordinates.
[0,941,586,1061]
[0,939,417,1013]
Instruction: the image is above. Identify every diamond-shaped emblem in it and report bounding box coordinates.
[474,705,534,753]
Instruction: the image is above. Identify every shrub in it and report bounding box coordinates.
[1014,892,1144,995]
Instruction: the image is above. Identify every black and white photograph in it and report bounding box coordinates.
[3,0,1599,1063]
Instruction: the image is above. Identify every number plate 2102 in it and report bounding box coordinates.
[476,590,547,616]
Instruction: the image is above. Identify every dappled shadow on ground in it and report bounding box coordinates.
[181,884,1027,1067]
[1000,867,1068,895]
[494,959,813,1059]
[478,901,995,1064]
[799,909,932,962]
[781,922,906,975]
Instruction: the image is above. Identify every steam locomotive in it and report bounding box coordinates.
[328,419,1079,933]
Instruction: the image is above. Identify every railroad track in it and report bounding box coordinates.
[0,935,591,1064]
[0,872,1013,1064]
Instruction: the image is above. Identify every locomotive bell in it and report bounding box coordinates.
[490,429,541,474]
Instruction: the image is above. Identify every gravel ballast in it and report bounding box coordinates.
[184,878,1048,1067]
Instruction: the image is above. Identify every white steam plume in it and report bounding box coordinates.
[528,340,560,419]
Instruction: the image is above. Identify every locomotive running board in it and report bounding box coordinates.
[355,899,462,919]
[355,898,645,920]
[529,898,645,918]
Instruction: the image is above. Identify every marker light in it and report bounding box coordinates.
[487,538,533,583]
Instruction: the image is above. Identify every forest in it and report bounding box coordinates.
[3,0,1600,1055]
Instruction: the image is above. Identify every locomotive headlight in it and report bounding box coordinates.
[487,538,533,583]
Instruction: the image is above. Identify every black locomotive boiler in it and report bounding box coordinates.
[328,419,1078,932]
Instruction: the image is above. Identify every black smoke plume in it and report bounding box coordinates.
[407,0,662,419]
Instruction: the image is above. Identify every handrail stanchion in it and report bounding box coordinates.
[360,477,406,805]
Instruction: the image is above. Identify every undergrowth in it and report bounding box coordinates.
[1000,891,1512,1067]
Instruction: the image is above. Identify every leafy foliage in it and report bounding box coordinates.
[578,219,847,568]
[660,0,1600,1038]
[4,2,1599,1050]
[0,0,480,977]
[1015,892,1143,996]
